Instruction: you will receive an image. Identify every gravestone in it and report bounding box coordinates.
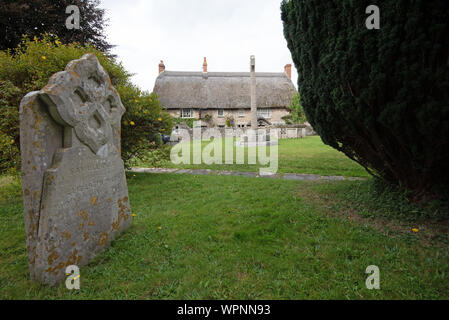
[19,53,132,286]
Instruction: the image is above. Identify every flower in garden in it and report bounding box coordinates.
[158,226,162,230]
[158,117,162,121]
[10,139,15,144]
[55,40,61,45]
[132,213,136,217]
[41,56,46,60]
[412,228,419,233]
[33,36,38,42]
[130,121,135,126]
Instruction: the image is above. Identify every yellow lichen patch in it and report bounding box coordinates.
[111,220,120,231]
[78,210,88,221]
[98,232,109,246]
[88,220,95,226]
[78,223,85,231]
[71,242,76,247]
[90,196,97,206]
[45,250,82,275]
[112,196,131,230]
[83,232,90,241]
[47,251,59,265]
[61,231,72,240]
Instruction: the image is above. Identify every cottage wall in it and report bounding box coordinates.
[167,107,290,127]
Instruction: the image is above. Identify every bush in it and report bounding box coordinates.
[173,117,194,128]
[285,93,306,124]
[119,85,172,166]
[0,34,172,172]
[281,0,449,200]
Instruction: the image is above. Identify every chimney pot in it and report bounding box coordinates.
[284,64,292,80]
[203,57,208,73]
[159,60,165,74]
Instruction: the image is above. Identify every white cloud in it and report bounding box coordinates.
[102,0,298,92]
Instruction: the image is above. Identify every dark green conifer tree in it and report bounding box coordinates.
[281,0,449,199]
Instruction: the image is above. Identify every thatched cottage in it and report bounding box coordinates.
[153,58,297,128]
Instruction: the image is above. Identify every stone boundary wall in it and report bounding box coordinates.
[171,124,316,141]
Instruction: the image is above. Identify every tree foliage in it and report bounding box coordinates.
[0,0,112,52]
[281,0,449,200]
[285,93,306,124]
[0,35,172,173]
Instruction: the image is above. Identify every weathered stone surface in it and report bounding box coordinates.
[231,171,259,178]
[130,168,179,174]
[19,54,131,285]
[283,173,320,181]
[259,173,281,179]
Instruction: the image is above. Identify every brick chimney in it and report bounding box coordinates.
[284,64,292,79]
[203,57,207,73]
[158,60,165,74]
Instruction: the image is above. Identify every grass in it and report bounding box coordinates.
[132,136,370,178]
[1,173,448,299]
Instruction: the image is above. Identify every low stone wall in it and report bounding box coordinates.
[170,124,316,141]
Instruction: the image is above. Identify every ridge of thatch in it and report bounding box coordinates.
[153,70,297,110]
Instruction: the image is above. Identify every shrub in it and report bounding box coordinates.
[0,34,172,172]
[119,85,172,166]
[173,117,194,128]
[285,93,306,124]
[281,0,449,201]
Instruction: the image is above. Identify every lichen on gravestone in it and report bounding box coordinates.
[19,53,132,286]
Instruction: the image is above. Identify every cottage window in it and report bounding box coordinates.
[181,108,193,118]
[257,108,271,119]
[238,109,245,117]
[217,109,224,117]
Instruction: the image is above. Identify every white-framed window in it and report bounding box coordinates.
[238,109,245,117]
[217,109,224,117]
[257,108,271,119]
[181,108,193,118]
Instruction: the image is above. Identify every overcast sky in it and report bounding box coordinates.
[102,0,298,92]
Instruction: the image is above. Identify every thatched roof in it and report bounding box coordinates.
[153,71,297,109]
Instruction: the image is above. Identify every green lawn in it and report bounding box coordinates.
[134,136,370,178]
[1,173,448,299]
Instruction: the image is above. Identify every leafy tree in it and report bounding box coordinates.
[286,93,306,124]
[281,0,449,201]
[0,35,172,172]
[0,0,112,52]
